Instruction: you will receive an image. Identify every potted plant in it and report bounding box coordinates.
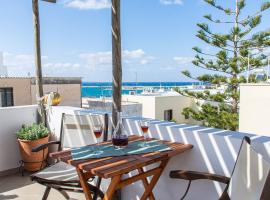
[16,123,50,172]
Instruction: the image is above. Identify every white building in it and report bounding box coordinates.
[122,94,194,123]
[0,52,8,77]
[239,83,270,136]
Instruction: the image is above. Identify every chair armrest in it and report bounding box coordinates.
[170,170,230,184]
[32,141,61,152]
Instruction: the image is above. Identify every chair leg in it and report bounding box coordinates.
[42,186,51,200]
[59,190,70,200]
[180,180,192,200]
[93,177,102,200]
[19,160,24,176]
[54,188,70,200]
[45,185,70,200]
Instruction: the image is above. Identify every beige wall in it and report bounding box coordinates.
[31,84,81,107]
[0,78,32,106]
[239,84,270,136]
[0,78,81,108]
[155,96,193,123]
[123,95,193,123]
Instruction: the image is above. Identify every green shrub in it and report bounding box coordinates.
[16,123,49,141]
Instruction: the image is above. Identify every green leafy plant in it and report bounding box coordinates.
[16,123,49,141]
[179,0,270,131]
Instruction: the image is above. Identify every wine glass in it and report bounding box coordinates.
[93,124,103,155]
[139,120,150,147]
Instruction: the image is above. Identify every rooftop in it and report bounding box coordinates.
[0,105,269,200]
[0,76,82,84]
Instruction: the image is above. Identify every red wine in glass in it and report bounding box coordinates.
[94,130,102,138]
[140,120,150,147]
[93,125,103,155]
[141,126,149,133]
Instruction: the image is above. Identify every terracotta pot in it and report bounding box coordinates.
[17,135,49,172]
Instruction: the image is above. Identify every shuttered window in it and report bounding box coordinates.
[0,88,14,107]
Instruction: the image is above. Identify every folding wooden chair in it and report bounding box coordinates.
[170,136,270,200]
[31,113,109,200]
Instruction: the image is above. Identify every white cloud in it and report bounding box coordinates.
[161,66,175,70]
[123,49,155,65]
[65,0,110,10]
[123,49,145,59]
[173,56,193,65]
[79,51,111,69]
[44,62,80,69]
[2,52,81,76]
[1,50,155,78]
[43,62,81,76]
[160,0,183,5]
[3,52,35,76]
[79,49,154,70]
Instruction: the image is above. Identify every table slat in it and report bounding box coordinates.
[50,135,193,179]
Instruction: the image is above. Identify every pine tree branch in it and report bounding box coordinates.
[176,89,229,103]
[196,51,217,57]
[181,70,202,82]
[197,32,235,52]
[204,14,246,26]
[241,63,269,74]
[204,0,235,15]
[197,26,238,49]
[193,47,218,57]
[239,3,270,25]
[193,62,232,75]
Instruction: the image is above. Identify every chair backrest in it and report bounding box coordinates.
[59,113,109,150]
[226,137,270,200]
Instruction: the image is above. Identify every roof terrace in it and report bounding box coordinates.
[0,105,270,200]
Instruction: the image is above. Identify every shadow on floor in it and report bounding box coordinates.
[0,172,33,194]
[0,194,18,200]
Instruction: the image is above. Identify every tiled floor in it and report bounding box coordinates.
[0,173,85,200]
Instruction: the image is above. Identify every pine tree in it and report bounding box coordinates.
[179,0,270,131]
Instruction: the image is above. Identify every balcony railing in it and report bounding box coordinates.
[1,105,270,199]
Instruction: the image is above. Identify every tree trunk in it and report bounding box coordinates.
[232,0,240,113]
[111,0,122,131]
[32,0,46,125]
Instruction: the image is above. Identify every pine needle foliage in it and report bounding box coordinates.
[180,0,270,131]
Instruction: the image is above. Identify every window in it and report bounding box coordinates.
[164,109,173,121]
[0,88,14,107]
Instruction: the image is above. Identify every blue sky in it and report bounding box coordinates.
[0,0,269,82]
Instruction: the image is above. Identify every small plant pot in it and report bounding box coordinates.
[17,135,49,172]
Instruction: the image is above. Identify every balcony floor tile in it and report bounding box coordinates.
[0,173,85,200]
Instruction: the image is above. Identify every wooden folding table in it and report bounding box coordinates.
[50,135,193,200]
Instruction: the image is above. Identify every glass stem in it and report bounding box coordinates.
[97,138,100,151]
[144,132,147,146]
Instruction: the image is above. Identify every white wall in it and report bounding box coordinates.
[86,100,142,117]
[122,117,270,200]
[2,106,270,199]
[239,84,270,136]
[122,95,156,119]
[47,107,270,200]
[0,105,37,172]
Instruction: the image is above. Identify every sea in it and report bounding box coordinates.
[82,82,202,98]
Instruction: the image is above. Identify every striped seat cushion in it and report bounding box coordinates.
[32,162,79,182]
